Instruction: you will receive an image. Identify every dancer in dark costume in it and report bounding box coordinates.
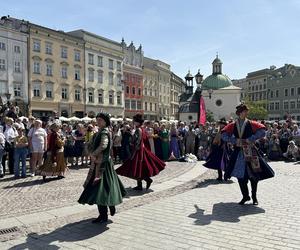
[203,118,229,181]
[78,113,126,223]
[116,114,166,190]
[221,104,275,205]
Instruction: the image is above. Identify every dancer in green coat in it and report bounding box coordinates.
[78,112,126,223]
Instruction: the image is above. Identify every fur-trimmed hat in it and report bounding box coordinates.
[218,117,228,126]
[235,103,249,115]
[133,113,144,125]
[96,112,111,127]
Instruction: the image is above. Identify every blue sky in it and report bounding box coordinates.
[2,0,300,79]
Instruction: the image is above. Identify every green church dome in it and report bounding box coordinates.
[202,73,232,90]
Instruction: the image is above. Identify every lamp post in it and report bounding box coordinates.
[194,70,203,124]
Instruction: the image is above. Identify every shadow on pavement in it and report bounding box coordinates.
[8,219,110,250]
[124,187,154,197]
[189,203,265,226]
[194,178,234,189]
[3,177,59,188]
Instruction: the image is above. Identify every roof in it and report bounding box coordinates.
[179,93,193,102]
[202,73,232,90]
[178,102,199,113]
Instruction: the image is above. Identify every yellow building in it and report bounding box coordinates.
[28,23,85,118]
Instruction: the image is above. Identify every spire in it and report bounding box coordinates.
[212,54,222,75]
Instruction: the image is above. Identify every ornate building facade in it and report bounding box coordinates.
[121,40,143,118]
[0,16,29,115]
[28,23,85,118]
[170,72,185,120]
[69,30,124,118]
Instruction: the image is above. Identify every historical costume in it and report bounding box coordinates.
[159,125,170,161]
[116,114,166,190]
[169,124,180,159]
[38,123,67,181]
[222,104,275,205]
[203,118,229,181]
[120,125,132,162]
[78,113,126,223]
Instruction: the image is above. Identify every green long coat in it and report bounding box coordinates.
[78,128,126,206]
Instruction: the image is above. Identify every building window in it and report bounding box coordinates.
[88,90,94,103]
[109,92,114,105]
[126,86,130,94]
[98,71,103,83]
[137,101,142,110]
[33,61,40,74]
[0,42,5,50]
[138,88,141,96]
[131,100,136,110]
[290,101,296,109]
[75,89,81,101]
[283,101,289,110]
[0,59,5,70]
[117,74,122,85]
[88,69,94,82]
[291,88,295,96]
[155,103,157,111]
[74,51,81,61]
[14,61,21,73]
[75,69,80,80]
[125,100,130,109]
[33,40,40,52]
[62,87,68,100]
[109,59,113,70]
[270,91,274,98]
[61,47,68,58]
[145,102,148,111]
[33,83,41,97]
[275,102,280,110]
[275,90,279,98]
[46,64,52,76]
[132,87,135,95]
[150,103,153,111]
[61,67,68,78]
[46,84,53,98]
[298,87,300,95]
[284,88,288,97]
[45,43,52,55]
[117,61,121,71]
[98,91,103,104]
[14,83,22,97]
[150,89,152,96]
[117,93,122,105]
[109,72,114,85]
[154,89,157,97]
[88,53,94,65]
[144,88,148,96]
[98,56,103,67]
[14,45,21,53]
[297,100,300,109]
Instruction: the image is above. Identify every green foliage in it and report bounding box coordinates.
[206,110,215,122]
[244,98,268,120]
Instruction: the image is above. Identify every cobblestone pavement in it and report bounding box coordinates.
[1,161,300,249]
[0,161,195,219]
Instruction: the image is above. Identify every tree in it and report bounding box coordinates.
[206,110,215,122]
[244,99,268,120]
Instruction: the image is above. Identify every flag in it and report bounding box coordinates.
[199,96,206,125]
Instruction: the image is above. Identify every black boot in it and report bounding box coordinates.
[238,179,250,205]
[145,177,153,190]
[250,179,258,205]
[216,169,223,181]
[133,180,143,190]
[109,206,116,216]
[93,206,108,223]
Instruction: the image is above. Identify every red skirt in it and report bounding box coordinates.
[116,145,165,180]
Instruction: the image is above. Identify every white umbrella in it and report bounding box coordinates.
[81,116,92,122]
[69,116,81,122]
[59,116,69,122]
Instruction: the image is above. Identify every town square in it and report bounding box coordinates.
[1,1,300,249]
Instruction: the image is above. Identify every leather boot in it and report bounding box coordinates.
[133,180,143,190]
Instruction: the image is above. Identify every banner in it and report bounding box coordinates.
[199,96,206,125]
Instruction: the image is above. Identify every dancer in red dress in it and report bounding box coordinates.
[116,114,166,190]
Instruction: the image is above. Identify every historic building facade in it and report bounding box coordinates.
[0,16,29,115]
[143,57,159,121]
[28,23,85,118]
[68,30,124,118]
[121,40,143,118]
[170,72,185,120]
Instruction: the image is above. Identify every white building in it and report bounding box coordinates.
[0,16,29,114]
